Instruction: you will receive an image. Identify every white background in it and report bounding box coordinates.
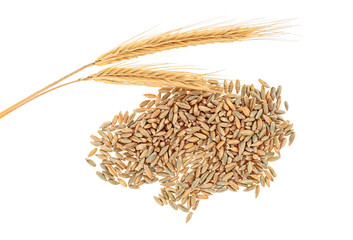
[0,1,352,239]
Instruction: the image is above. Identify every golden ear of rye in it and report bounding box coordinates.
[84,65,221,92]
[94,20,287,66]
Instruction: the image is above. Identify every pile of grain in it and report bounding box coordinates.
[86,79,295,223]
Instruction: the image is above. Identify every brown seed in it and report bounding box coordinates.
[255,185,260,198]
[268,156,280,162]
[200,183,213,189]
[100,121,112,129]
[96,171,106,181]
[265,177,270,187]
[223,80,229,93]
[186,212,193,223]
[270,87,276,100]
[229,181,239,191]
[144,165,154,179]
[196,194,208,199]
[241,130,254,136]
[146,152,157,163]
[289,132,295,146]
[191,198,199,210]
[90,135,101,142]
[118,178,127,187]
[144,93,156,99]
[228,80,234,94]
[88,148,97,157]
[284,101,289,111]
[235,79,240,93]
[178,204,189,212]
[268,166,277,178]
[86,158,96,167]
[276,85,282,98]
[260,175,265,187]
[176,102,191,109]
[264,170,273,181]
[154,196,164,206]
[108,179,119,185]
[139,100,151,108]
[250,91,262,101]
[243,185,256,192]
[169,200,178,210]
[258,79,270,88]
[139,128,150,137]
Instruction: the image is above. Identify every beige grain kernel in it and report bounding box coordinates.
[87,148,97,157]
[186,212,193,223]
[154,196,163,206]
[144,93,156,99]
[258,79,270,88]
[289,132,295,146]
[255,185,260,198]
[86,158,96,167]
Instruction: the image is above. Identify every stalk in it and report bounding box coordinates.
[0,63,93,119]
